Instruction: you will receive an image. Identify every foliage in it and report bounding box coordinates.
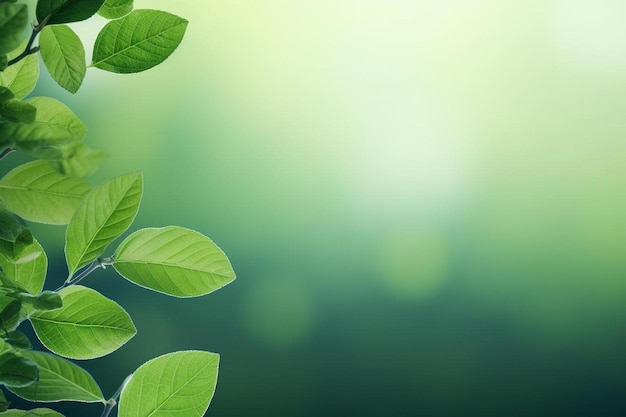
[0,1,235,416]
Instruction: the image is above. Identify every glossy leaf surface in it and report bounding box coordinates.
[0,161,91,224]
[39,25,86,93]
[92,10,187,73]
[119,351,219,417]
[98,0,132,19]
[65,172,142,276]
[37,0,105,25]
[30,285,136,359]
[8,350,104,403]
[0,235,47,294]
[114,226,236,297]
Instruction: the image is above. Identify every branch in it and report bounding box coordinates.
[7,15,50,67]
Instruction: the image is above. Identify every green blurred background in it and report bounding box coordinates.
[7,0,626,415]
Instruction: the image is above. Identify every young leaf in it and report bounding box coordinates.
[0,409,64,417]
[65,173,142,276]
[92,10,188,73]
[29,285,136,360]
[0,235,47,294]
[113,226,236,297]
[98,0,132,19]
[8,350,104,403]
[0,97,87,151]
[0,352,37,388]
[39,25,86,94]
[0,40,40,99]
[36,0,105,25]
[0,299,23,331]
[14,291,62,312]
[0,4,27,55]
[119,351,219,417]
[0,161,91,225]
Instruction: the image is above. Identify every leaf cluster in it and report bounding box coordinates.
[0,1,235,416]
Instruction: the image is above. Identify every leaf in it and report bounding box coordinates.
[14,291,62,312]
[0,352,37,388]
[36,0,105,25]
[0,86,13,102]
[8,350,104,403]
[45,142,106,178]
[0,99,37,123]
[118,351,219,417]
[0,4,27,55]
[0,40,40,99]
[65,173,142,276]
[0,97,87,152]
[0,161,91,225]
[0,299,22,331]
[0,201,24,242]
[0,409,64,417]
[0,235,47,294]
[39,25,85,94]
[98,0,132,19]
[92,10,188,73]
[0,54,6,72]
[4,330,31,349]
[29,285,136,360]
[0,388,8,412]
[114,226,236,297]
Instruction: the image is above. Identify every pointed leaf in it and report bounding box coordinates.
[98,0,132,19]
[66,173,142,276]
[15,291,62,312]
[0,409,64,417]
[0,235,47,294]
[0,299,22,331]
[0,40,40,99]
[0,352,37,388]
[8,350,104,403]
[92,10,188,73]
[37,0,105,25]
[0,4,27,55]
[39,25,85,94]
[114,226,236,297]
[0,161,91,225]
[0,99,36,123]
[0,97,87,151]
[119,351,219,417]
[30,285,136,360]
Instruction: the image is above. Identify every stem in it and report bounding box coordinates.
[0,148,13,161]
[56,256,115,291]
[7,15,50,67]
[100,374,133,417]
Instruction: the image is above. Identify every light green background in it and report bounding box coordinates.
[9,1,626,415]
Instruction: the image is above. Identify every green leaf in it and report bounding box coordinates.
[0,201,24,243]
[8,350,104,403]
[14,291,62,312]
[44,142,106,178]
[36,0,105,25]
[92,10,188,73]
[0,299,22,331]
[0,235,47,294]
[0,161,91,225]
[0,352,37,388]
[0,99,36,123]
[0,4,27,55]
[4,330,31,349]
[65,173,142,276]
[114,226,236,297]
[0,55,6,72]
[98,0,132,19]
[0,409,64,417]
[0,40,40,99]
[0,97,87,152]
[0,86,12,103]
[29,285,136,360]
[119,351,219,417]
[39,25,86,94]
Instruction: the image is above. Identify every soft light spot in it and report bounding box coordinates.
[378,229,448,301]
